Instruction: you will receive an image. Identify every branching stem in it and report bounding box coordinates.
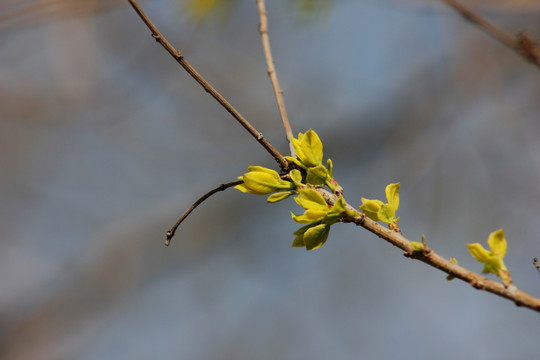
[165,180,243,246]
[127,0,289,170]
[131,0,540,314]
[256,0,295,156]
[442,0,540,67]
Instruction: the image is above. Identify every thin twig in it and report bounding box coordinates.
[317,188,540,313]
[442,0,540,68]
[165,180,243,246]
[127,0,289,170]
[256,0,295,156]
[534,258,540,276]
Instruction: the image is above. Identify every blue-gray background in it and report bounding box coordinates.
[1,0,540,359]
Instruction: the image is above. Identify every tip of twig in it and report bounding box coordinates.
[165,231,173,246]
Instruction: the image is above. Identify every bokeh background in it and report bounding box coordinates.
[2,0,540,359]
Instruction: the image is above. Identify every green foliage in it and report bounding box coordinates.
[285,129,324,169]
[360,183,401,230]
[236,129,355,250]
[236,128,514,281]
[467,229,512,285]
[234,126,514,288]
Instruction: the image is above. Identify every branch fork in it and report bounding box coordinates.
[128,0,540,314]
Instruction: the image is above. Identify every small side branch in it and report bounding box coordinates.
[442,0,540,68]
[318,188,540,313]
[257,0,295,156]
[127,0,289,170]
[165,180,243,246]
[359,215,540,312]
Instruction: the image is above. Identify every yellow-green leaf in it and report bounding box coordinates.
[377,203,396,224]
[487,229,507,258]
[292,234,305,247]
[467,243,491,263]
[306,165,329,185]
[385,183,400,209]
[293,224,312,236]
[267,191,294,203]
[289,169,303,186]
[360,198,384,221]
[247,166,279,177]
[291,209,327,223]
[303,223,330,250]
[482,256,504,275]
[295,188,328,210]
[299,129,323,167]
[291,138,308,167]
[242,172,281,194]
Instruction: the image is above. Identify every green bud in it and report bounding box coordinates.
[446,257,458,281]
[235,166,294,195]
[410,241,425,252]
[290,129,324,168]
[327,159,333,178]
[303,223,330,250]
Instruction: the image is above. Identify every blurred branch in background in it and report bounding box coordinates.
[0,0,334,34]
[442,0,540,67]
[0,0,125,33]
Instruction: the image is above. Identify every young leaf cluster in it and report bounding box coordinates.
[467,229,512,285]
[236,129,356,249]
[235,128,514,289]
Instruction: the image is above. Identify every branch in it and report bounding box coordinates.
[127,0,289,170]
[256,0,295,156]
[442,0,540,68]
[165,180,243,246]
[534,258,540,276]
[317,188,540,313]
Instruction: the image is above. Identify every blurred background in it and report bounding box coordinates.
[1,0,540,359]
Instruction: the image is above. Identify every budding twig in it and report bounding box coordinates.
[131,0,540,314]
[256,0,295,157]
[165,180,243,246]
[442,0,540,68]
[127,0,289,170]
